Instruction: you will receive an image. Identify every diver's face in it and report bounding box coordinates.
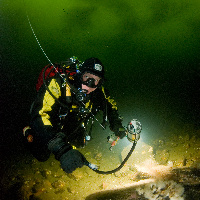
[82,72,101,94]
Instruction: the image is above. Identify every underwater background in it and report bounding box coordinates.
[1,0,200,199]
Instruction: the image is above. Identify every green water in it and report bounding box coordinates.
[1,0,200,199]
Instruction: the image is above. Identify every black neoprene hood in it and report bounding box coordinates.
[80,57,105,79]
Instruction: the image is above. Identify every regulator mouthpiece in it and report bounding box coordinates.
[76,88,87,102]
[127,119,142,143]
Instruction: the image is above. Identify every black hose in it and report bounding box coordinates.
[92,141,137,174]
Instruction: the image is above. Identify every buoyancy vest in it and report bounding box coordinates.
[36,63,76,92]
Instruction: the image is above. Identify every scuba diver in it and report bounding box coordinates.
[23,57,126,174]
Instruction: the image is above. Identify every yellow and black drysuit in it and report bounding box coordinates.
[28,73,125,173]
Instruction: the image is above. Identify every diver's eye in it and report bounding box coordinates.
[94,79,99,83]
[83,75,89,80]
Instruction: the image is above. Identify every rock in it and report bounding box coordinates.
[155,149,170,165]
[67,169,85,181]
[51,180,65,189]
[134,158,173,179]
[40,169,52,178]
[94,152,102,161]
[67,187,75,194]
[32,181,44,193]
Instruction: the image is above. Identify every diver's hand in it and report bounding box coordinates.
[60,149,87,173]
[115,127,126,139]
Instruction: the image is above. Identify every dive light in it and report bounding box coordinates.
[126,119,142,143]
[107,119,142,150]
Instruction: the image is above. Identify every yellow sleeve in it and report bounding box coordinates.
[39,79,61,126]
[102,86,117,110]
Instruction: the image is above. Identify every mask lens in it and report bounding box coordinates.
[83,78,97,88]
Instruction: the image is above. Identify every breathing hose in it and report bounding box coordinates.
[87,141,137,174]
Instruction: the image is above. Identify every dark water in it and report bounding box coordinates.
[1,0,200,184]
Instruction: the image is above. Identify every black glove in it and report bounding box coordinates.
[48,132,72,160]
[110,118,126,139]
[60,149,87,173]
[111,125,126,139]
[48,133,88,173]
[115,127,126,139]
